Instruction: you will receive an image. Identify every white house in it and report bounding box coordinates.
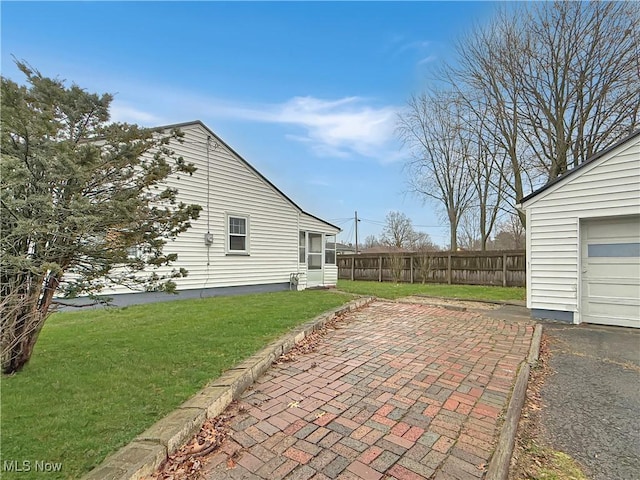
[91,120,340,306]
[519,130,640,328]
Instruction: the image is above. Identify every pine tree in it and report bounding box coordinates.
[1,63,201,373]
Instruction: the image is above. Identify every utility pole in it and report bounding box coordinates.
[355,211,360,254]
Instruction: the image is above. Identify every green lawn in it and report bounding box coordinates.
[337,280,526,302]
[0,290,353,479]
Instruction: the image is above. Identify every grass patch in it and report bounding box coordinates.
[337,280,525,302]
[0,290,352,479]
[520,441,588,480]
[539,450,588,480]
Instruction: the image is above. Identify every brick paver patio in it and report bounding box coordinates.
[203,300,533,479]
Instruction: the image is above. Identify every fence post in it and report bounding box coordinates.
[350,256,355,281]
[378,256,383,282]
[410,256,414,284]
[502,253,508,287]
[447,253,452,285]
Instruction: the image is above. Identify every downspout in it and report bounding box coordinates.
[295,211,301,291]
[297,211,300,276]
[202,136,216,294]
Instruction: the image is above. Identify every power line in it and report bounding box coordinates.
[359,218,386,226]
[330,218,354,226]
[359,217,445,229]
[339,221,354,245]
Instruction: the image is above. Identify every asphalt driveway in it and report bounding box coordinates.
[202,300,534,479]
[540,323,640,480]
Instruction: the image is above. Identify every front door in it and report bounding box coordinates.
[307,233,323,287]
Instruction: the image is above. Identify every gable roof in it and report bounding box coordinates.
[155,120,340,232]
[519,129,640,205]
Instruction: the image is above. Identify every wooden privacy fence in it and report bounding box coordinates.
[338,251,526,287]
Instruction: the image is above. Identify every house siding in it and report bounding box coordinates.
[522,135,640,322]
[100,122,338,296]
[296,213,340,290]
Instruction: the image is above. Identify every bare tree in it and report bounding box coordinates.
[380,211,415,249]
[518,1,639,178]
[490,214,525,250]
[362,234,382,249]
[444,1,639,227]
[379,211,438,252]
[465,106,508,250]
[458,210,481,251]
[410,231,439,252]
[414,254,436,284]
[445,7,534,227]
[386,254,407,284]
[397,91,474,251]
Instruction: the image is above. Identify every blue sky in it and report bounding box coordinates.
[1,1,497,246]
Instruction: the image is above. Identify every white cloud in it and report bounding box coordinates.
[383,34,431,56]
[308,177,331,187]
[104,82,405,163]
[383,36,437,68]
[211,95,403,163]
[110,101,163,125]
[396,40,431,55]
[418,55,437,65]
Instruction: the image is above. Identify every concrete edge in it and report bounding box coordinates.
[80,296,375,480]
[411,293,526,308]
[485,323,543,480]
[527,324,543,365]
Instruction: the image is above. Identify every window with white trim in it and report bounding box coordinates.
[126,245,142,260]
[299,231,306,263]
[227,215,249,254]
[325,234,336,264]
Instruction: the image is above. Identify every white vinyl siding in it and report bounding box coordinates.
[99,122,339,295]
[522,134,640,322]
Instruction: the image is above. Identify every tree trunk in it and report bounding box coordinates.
[1,274,57,374]
[2,302,47,374]
[3,323,43,374]
[448,208,458,252]
[449,227,457,252]
[508,144,526,228]
[480,202,488,251]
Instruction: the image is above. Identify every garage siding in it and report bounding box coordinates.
[523,135,640,321]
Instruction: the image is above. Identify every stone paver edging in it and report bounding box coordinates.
[485,323,543,480]
[81,296,375,480]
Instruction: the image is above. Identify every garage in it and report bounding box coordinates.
[581,216,640,328]
[520,130,640,327]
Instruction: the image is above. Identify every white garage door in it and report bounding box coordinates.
[581,216,640,328]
